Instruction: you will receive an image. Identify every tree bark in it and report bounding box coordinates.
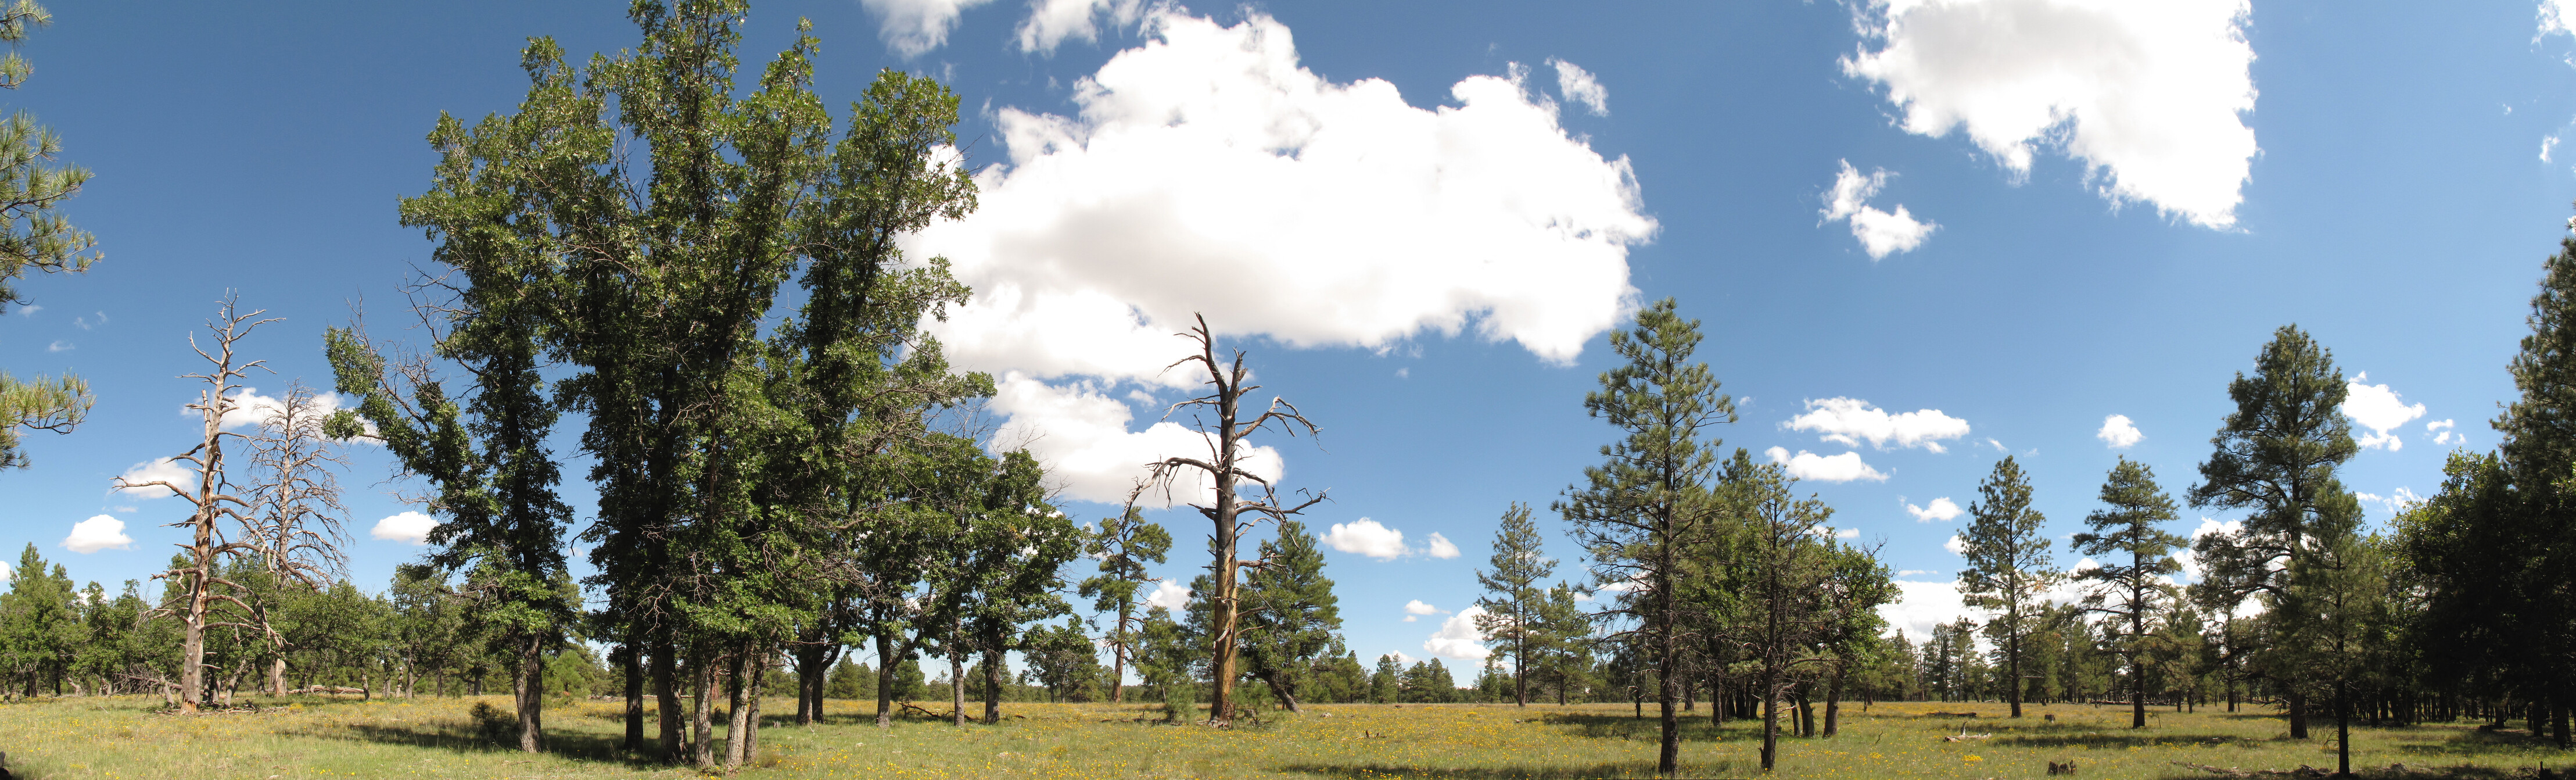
[949,652,966,727]
[1824,665,1844,737]
[690,654,716,768]
[873,632,898,728]
[723,650,749,768]
[1760,672,1780,771]
[2289,690,2309,739]
[655,645,684,763]
[982,650,1004,724]
[514,631,545,753]
[1258,669,1302,714]
[620,644,644,753]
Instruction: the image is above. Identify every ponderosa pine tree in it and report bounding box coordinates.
[2072,457,2186,728]
[1080,507,1171,704]
[1239,518,1341,713]
[1474,502,1552,707]
[1956,455,2055,719]
[2487,216,2576,746]
[0,0,99,473]
[1559,297,1733,777]
[2187,325,2360,739]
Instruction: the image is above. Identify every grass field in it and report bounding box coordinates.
[0,695,2565,779]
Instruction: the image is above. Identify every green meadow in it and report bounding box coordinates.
[0,696,2564,779]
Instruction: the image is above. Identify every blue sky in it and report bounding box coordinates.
[6,1,2574,682]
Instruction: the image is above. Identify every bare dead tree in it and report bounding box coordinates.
[1134,314,1325,726]
[243,380,352,696]
[113,295,278,714]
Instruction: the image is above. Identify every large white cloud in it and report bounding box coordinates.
[1321,518,1409,560]
[1424,604,1491,660]
[62,515,133,554]
[911,9,1653,501]
[2097,414,2143,448]
[1878,578,1970,641]
[2546,1,2576,38]
[2342,373,2426,451]
[369,511,438,545]
[1820,161,1937,258]
[1785,396,1969,452]
[860,0,997,57]
[1843,0,2258,228]
[1764,446,1889,482]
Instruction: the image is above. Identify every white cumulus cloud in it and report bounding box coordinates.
[1943,533,1968,555]
[1905,497,1963,523]
[1549,58,1609,116]
[62,515,133,554]
[1764,446,1889,482]
[1145,578,1192,610]
[1404,599,1443,616]
[1786,396,1969,451]
[2343,373,2426,450]
[1322,518,1409,560]
[909,9,1654,492]
[2546,0,2576,38]
[989,373,1282,505]
[2098,414,2143,448]
[1424,604,1491,660]
[114,457,195,499]
[1820,160,1937,258]
[1423,532,1461,559]
[1877,577,1971,641]
[1017,0,1145,54]
[369,511,438,545]
[2174,517,2244,581]
[2428,418,2459,446]
[860,0,998,57]
[1844,0,2258,228]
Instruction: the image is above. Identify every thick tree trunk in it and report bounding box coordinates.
[1824,666,1844,737]
[2007,628,2023,718]
[621,645,644,753]
[690,655,717,768]
[744,667,764,761]
[949,653,966,727]
[654,646,684,762]
[982,650,1004,724]
[1760,670,1780,771]
[873,633,898,728]
[514,632,546,753]
[270,657,286,698]
[723,650,749,768]
[2289,690,2309,739]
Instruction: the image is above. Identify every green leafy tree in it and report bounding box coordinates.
[1239,518,1343,713]
[1474,503,1552,707]
[1079,507,1170,704]
[1369,653,1402,704]
[1134,606,1199,720]
[1956,455,2055,719]
[1558,297,1733,778]
[1020,619,1102,702]
[2072,457,2187,728]
[0,1,99,473]
[2186,325,2360,739]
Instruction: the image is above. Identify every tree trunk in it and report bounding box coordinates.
[2007,627,2023,718]
[982,650,1004,724]
[654,646,684,763]
[2289,690,2309,739]
[873,633,898,728]
[744,665,765,762]
[949,652,966,727]
[1654,548,1679,777]
[621,644,644,753]
[1258,670,1302,714]
[1824,665,1844,737]
[1108,609,1129,705]
[1760,670,1780,771]
[690,653,716,768]
[512,632,546,753]
[723,650,749,768]
[270,656,286,699]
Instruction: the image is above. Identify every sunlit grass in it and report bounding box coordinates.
[0,695,2561,778]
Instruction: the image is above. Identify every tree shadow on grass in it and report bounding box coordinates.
[1532,711,1763,743]
[291,701,669,770]
[2390,727,2575,758]
[1998,732,2258,749]
[1280,760,1757,779]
